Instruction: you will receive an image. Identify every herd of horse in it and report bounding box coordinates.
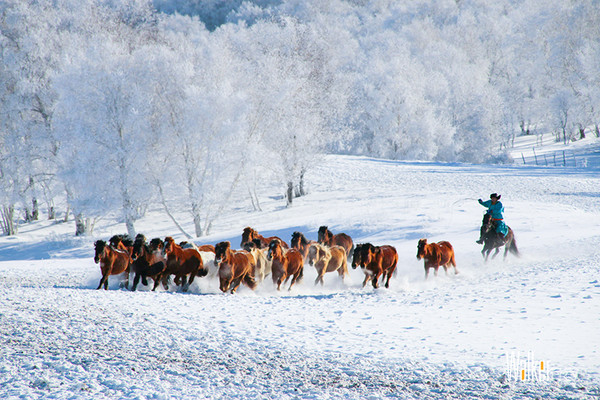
[94,218,519,293]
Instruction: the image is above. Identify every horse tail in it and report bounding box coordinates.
[509,237,520,257]
[244,273,257,290]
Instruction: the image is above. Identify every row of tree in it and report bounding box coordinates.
[1,0,599,237]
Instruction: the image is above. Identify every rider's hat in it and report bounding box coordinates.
[490,193,501,200]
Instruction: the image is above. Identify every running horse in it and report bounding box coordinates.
[267,239,304,291]
[317,226,353,257]
[161,236,208,292]
[416,239,458,279]
[94,240,131,290]
[352,243,398,288]
[480,213,520,261]
[240,227,289,249]
[130,235,167,291]
[307,243,348,285]
[290,231,317,259]
[214,241,257,293]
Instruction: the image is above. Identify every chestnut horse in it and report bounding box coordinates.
[130,235,167,291]
[267,239,304,291]
[307,243,348,285]
[109,234,134,259]
[214,241,256,293]
[94,240,131,290]
[352,243,398,288]
[317,226,353,257]
[241,227,289,249]
[180,241,217,277]
[416,239,458,279]
[290,231,317,259]
[162,236,208,292]
[480,213,520,261]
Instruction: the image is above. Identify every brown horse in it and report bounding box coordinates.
[241,227,289,249]
[130,236,167,291]
[480,213,520,261]
[267,239,304,291]
[214,241,256,293]
[317,226,353,257]
[290,231,317,259]
[307,243,348,285]
[352,243,398,288]
[94,240,131,290]
[416,239,458,279]
[109,234,134,259]
[162,236,208,292]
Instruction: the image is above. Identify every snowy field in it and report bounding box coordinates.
[1,136,599,399]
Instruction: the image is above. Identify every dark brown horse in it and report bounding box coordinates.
[241,227,289,249]
[267,239,304,291]
[480,213,520,261]
[307,243,348,285]
[161,236,208,292]
[352,243,398,288]
[94,240,131,290]
[416,239,458,279]
[214,241,256,293]
[290,231,317,259]
[130,235,166,291]
[317,226,353,257]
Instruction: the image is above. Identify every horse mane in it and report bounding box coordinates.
[293,231,310,246]
[95,240,106,251]
[110,234,134,247]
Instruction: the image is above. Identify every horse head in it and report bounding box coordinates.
[162,236,176,257]
[291,231,304,249]
[267,239,283,261]
[94,240,107,263]
[416,239,428,260]
[215,241,231,266]
[241,227,255,247]
[132,234,147,261]
[351,244,364,269]
[317,226,330,244]
[360,243,377,265]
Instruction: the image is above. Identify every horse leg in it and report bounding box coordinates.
[180,275,189,292]
[132,273,141,291]
[97,273,109,290]
[230,277,243,294]
[371,271,381,289]
[362,273,370,287]
[492,248,500,259]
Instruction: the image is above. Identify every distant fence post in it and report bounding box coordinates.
[521,153,526,165]
[563,151,566,166]
[543,154,548,166]
[533,147,538,165]
[553,153,556,166]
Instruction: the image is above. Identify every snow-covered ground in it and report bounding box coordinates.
[1,136,599,399]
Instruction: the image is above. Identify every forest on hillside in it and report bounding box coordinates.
[1,0,599,237]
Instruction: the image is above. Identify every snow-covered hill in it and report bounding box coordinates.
[1,139,599,399]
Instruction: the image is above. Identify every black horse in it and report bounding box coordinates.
[480,213,520,261]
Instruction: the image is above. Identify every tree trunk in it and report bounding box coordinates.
[75,213,93,236]
[286,181,294,206]
[1,205,17,236]
[32,198,39,221]
[579,127,586,140]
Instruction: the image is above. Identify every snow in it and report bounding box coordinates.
[1,136,599,399]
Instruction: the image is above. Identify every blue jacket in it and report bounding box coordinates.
[479,199,504,220]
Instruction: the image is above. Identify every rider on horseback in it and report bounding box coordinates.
[476,193,508,244]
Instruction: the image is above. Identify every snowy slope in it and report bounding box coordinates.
[0,137,599,399]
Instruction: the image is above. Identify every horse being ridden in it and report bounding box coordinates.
[480,213,520,261]
[94,240,131,290]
